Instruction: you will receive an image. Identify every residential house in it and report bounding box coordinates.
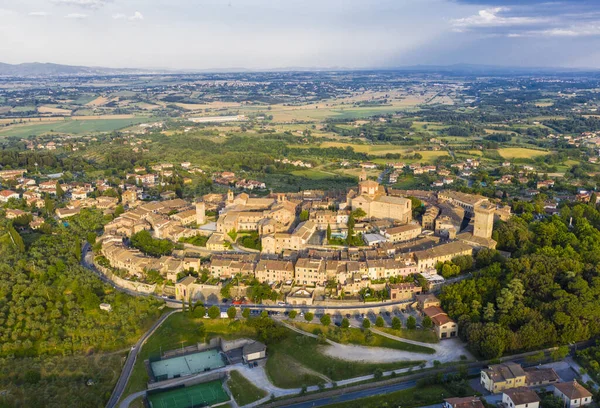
[0,190,19,202]
[480,362,527,393]
[423,305,458,339]
[443,397,485,408]
[387,282,421,301]
[502,388,540,408]
[553,381,593,408]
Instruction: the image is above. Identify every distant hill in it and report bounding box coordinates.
[0,61,595,78]
[0,62,159,77]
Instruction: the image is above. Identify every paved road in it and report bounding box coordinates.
[80,249,424,313]
[106,309,180,408]
[281,380,418,408]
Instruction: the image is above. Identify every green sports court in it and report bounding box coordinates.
[150,349,226,381]
[147,380,230,408]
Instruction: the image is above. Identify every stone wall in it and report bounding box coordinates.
[96,264,157,294]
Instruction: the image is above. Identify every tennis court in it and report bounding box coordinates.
[151,349,226,380]
[147,380,230,408]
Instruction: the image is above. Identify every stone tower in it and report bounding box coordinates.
[473,203,495,239]
[195,201,205,225]
[227,189,234,205]
[359,168,367,182]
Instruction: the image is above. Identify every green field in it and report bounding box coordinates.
[265,328,422,387]
[291,169,336,180]
[377,327,439,344]
[0,117,155,137]
[226,370,267,405]
[290,322,436,353]
[147,380,229,408]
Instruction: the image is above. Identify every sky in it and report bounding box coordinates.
[0,0,600,70]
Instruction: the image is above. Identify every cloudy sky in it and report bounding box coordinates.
[0,0,599,69]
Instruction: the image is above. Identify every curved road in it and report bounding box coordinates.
[81,244,418,312]
[105,309,180,408]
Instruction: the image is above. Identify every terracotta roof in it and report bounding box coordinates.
[484,362,526,382]
[524,367,559,384]
[444,397,485,408]
[504,387,540,406]
[554,381,593,400]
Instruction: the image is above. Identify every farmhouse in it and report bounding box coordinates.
[553,381,593,408]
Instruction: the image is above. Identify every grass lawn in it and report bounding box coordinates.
[121,312,257,398]
[227,370,268,405]
[266,329,423,386]
[377,327,439,344]
[0,117,156,138]
[322,384,473,408]
[290,169,336,180]
[497,147,550,160]
[290,322,435,354]
[265,351,325,388]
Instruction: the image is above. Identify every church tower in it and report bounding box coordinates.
[227,189,234,205]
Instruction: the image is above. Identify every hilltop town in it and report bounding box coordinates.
[2,70,600,408]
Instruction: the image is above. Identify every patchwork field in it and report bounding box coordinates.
[497,147,550,159]
[38,106,72,115]
[0,117,156,138]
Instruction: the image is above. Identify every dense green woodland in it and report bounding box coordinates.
[0,211,162,407]
[441,202,600,359]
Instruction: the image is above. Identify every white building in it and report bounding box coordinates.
[553,381,593,408]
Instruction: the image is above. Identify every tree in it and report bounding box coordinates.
[326,223,332,241]
[304,312,314,322]
[406,316,417,330]
[392,316,402,330]
[227,306,237,319]
[375,316,385,327]
[341,318,350,328]
[193,304,206,318]
[289,310,297,319]
[422,316,433,329]
[300,210,309,221]
[373,368,383,380]
[208,305,220,319]
[261,310,269,318]
[56,182,65,199]
[114,205,125,217]
[352,208,367,219]
[551,345,569,361]
[362,319,371,329]
[24,370,41,384]
[483,302,495,322]
[242,308,250,319]
[320,314,331,326]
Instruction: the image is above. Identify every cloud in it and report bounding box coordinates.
[128,11,143,21]
[64,13,88,19]
[527,24,600,37]
[113,11,144,21]
[52,0,111,9]
[29,11,51,17]
[452,7,547,28]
